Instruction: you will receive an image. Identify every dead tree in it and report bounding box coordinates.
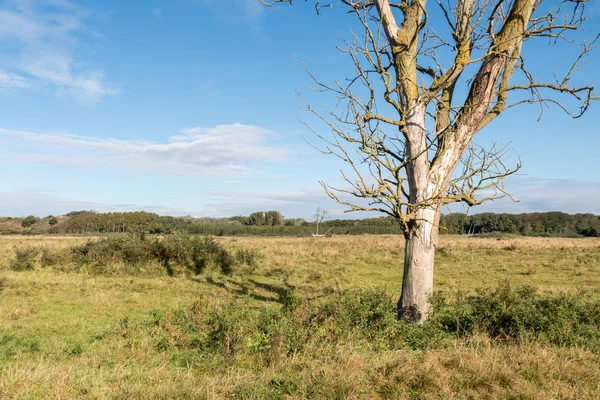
[261,0,597,323]
[311,207,330,237]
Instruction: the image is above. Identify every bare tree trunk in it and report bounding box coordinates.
[398,104,441,323]
[399,205,440,323]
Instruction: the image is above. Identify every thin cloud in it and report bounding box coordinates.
[202,186,360,219]
[446,176,600,215]
[209,177,600,219]
[0,70,32,89]
[0,123,289,176]
[0,189,195,217]
[0,0,117,104]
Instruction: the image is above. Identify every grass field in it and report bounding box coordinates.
[1,235,600,399]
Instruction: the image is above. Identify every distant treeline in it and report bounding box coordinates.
[52,211,403,236]
[440,212,600,237]
[2,210,599,238]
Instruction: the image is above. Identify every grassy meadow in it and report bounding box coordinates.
[1,235,600,399]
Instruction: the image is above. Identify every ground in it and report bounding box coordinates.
[1,235,599,399]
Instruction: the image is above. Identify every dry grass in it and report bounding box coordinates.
[1,234,600,399]
[217,235,600,297]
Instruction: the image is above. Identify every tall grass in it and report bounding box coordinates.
[2,235,600,398]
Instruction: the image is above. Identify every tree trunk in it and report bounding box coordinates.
[400,103,441,324]
[398,205,440,323]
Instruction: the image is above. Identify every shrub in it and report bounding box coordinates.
[216,248,236,275]
[21,215,39,228]
[430,281,600,349]
[158,234,237,275]
[12,233,251,276]
[143,283,600,362]
[40,248,69,268]
[146,288,453,360]
[10,248,39,271]
[72,235,148,268]
[235,248,258,266]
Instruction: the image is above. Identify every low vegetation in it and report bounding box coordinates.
[3,209,600,237]
[1,235,599,398]
[8,233,257,276]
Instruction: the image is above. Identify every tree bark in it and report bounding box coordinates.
[399,103,440,323]
[399,205,440,323]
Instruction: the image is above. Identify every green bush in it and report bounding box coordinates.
[146,288,452,359]
[68,233,241,276]
[430,281,600,349]
[21,215,39,228]
[216,248,235,275]
[10,248,40,271]
[235,248,258,266]
[143,283,600,362]
[40,248,70,268]
[157,234,237,276]
[72,235,148,268]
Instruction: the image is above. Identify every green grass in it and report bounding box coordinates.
[1,235,600,399]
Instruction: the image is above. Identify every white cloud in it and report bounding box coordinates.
[446,176,600,215]
[0,123,288,176]
[0,183,362,219]
[0,189,193,217]
[502,177,600,214]
[208,176,600,219]
[201,186,369,219]
[0,0,117,104]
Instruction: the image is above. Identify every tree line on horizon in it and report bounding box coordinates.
[2,210,599,238]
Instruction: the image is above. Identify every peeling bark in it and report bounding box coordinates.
[400,104,440,323]
[399,205,439,323]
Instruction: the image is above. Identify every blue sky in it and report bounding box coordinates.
[0,0,599,219]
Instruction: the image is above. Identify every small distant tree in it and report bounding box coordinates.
[48,216,59,226]
[21,215,39,228]
[312,207,330,235]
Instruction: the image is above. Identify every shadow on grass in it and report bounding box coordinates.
[203,276,227,289]
[201,275,294,305]
[230,281,280,303]
[198,274,335,307]
[0,278,5,294]
[248,279,295,296]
